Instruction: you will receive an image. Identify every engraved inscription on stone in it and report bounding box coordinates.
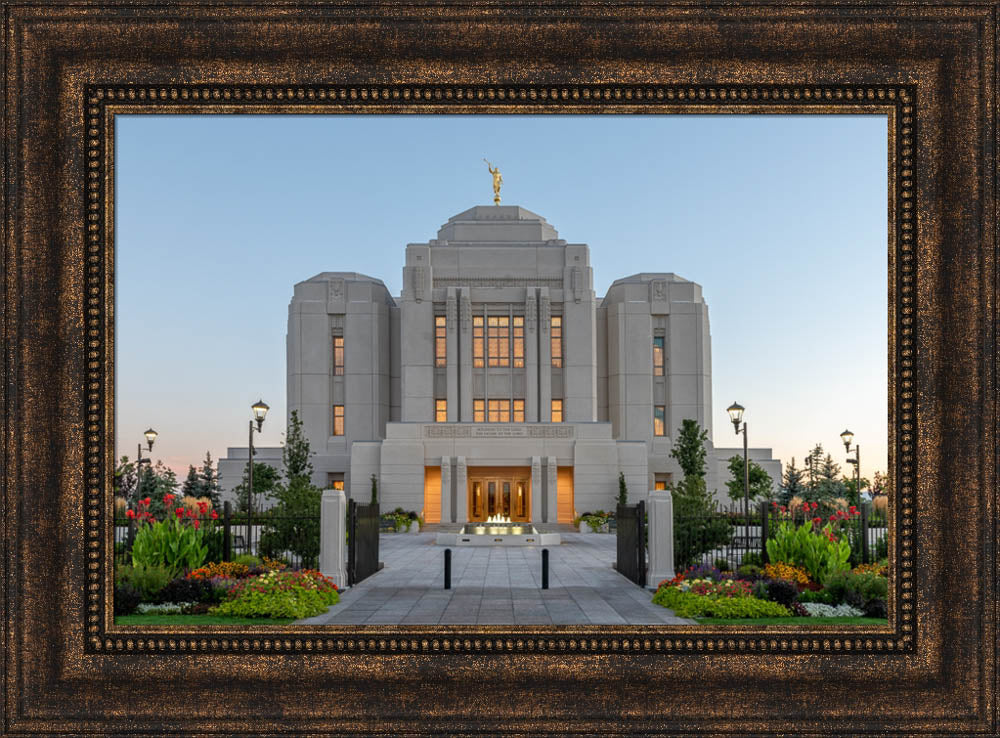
[423,425,574,439]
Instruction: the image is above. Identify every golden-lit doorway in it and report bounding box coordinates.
[467,467,531,522]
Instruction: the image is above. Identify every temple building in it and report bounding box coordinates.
[218,204,780,521]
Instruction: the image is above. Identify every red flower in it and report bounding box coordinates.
[126,509,135,519]
[198,501,209,514]
[193,519,200,529]
[143,497,151,505]
[829,514,837,521]
[175,508,184,518]
[812,516,821,524]
[210,511,218,520]
[164,493,175,503]
[780,506,787,513]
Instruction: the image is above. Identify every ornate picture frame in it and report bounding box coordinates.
[2,3,996,735]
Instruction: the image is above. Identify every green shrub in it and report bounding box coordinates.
[672,477,732,568]
[874,533,889,560]
[766,520,851,584]
[652,587,791,618]
[714,558,732,573]
[210,570,340,619]
[583,514,607,533]
[797,588,836,604]
[156,576,216,604]
[765,579,800,607]
[823,570,888,607]
[737,564,761,579]
[230,554,261,568]
[131,517,210,577]
[114,583,141,616]
[741,552,763,568]
[116,563,172,602]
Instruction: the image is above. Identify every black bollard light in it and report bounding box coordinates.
[444,548,452,590]
[541,548,549,590]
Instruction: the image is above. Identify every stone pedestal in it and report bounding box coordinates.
[319,489,348,589]
[646,489,675,589]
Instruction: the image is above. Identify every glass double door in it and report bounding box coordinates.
[469,474,530,522]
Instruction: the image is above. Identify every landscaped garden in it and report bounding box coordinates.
[653,503,889,624]
[115,492,338,625]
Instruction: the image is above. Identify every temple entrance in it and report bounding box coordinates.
[467,467,531,522]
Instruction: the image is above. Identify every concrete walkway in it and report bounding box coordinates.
[297,530,692,626]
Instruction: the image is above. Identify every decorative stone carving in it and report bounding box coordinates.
[422,424,574,438]
[411,267,427,303]
[526,294,537,333]
[571,266,582,303]
[435,277,562,289]
[540,296,550,334]
[460,293,471,331]
[651,279,667,302]
[327,278,345,310]
[446,293,457,327]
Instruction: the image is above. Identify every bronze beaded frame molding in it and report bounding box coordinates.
[86,83,915,656]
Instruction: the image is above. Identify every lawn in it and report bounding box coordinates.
[115,614,296,626]
[694,617,889,626]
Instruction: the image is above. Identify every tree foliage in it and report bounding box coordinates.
[780,457,807,505]
[724,455,775,503]
[233,462,281,515]
[617,472,628,507]
[670,419,709,479]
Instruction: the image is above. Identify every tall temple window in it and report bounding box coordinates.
[487,316,510,367]
[333,405,345,436]
[435,399,447,422]
[653,336,665,376]
[333,336,344,376]
[327,473,345,491]
[473,316,484,367]
[434,316,447,367]
[653,406,666,436]
[551,316,563,368]
[513,399,525,423]
[551,399,563,423]
[473,399,485,422]
[513,316,525,368]
[488,399,511,423]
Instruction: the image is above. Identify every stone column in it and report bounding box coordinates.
[440,456,452,525]
[319,489,348,590]
[446,288,459,421]
[538,287,552,421]
[646,489,675,589]
[525,291,539,422]
[545,456,558,524]
[459,291,473,421]
[530,456,542,523]
[455,456,468,523]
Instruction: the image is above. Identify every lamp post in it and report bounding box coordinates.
[840,429,861,504]
[727,402,750,549]
[246,399,269,557]
[136,427,158,492]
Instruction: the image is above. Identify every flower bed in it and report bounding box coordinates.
[210,569,339,619]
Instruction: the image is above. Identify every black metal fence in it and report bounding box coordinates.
[114,501,322,571]
[615,501,646,587]
[348,501,380,586]
[673,500,890,571]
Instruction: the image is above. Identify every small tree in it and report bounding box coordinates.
[724,456,774,504]
[233,462,280,515]
[370,474,378,505]
[114,456,138,506]
[617,472,628,506]
[671,419,709,479]
[259,411,322,568]
[780,457,807,505]
[181,465,201,498]
[198,451,221,507]
[668,419,731,568]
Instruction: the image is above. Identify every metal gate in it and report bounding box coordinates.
[615,501,646,587]
[347,501,380,586]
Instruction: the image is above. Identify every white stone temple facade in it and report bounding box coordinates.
[218,205,780,521]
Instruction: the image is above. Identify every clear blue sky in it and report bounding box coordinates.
[116,114,888,486]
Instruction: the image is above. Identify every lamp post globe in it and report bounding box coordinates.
[246,399,269,558]
[252,399,269,431]
[727,402,745,431]
[840,428,854,452]
[143,428,158,451]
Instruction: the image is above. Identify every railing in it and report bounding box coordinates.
[114,501,322,571]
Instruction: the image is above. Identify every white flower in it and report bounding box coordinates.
[800,602,865,618]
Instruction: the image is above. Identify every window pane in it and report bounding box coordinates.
[551,316,562,368]
[513,317,524,368]
[653,406,665,436]
[333,336,344,376]
[513,399,524,423]
[551,399,563,423]
[333,405,345,436]
[653,336,664,376]
[473,317,484,367]
[435,316,447,367]
[473,399,485,422]
[435,399,447,422]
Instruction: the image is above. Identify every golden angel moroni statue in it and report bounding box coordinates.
[484,159,502,205]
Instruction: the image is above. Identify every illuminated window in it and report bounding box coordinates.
[513,399,525,423]
[487,316,510,367]
[473,316,484,367]
[435,399,447,422]
[434,316,447,367]
[333,405,345,436]
[653,336,664,376]
[327,473,345,490]
[551,399,563,423]
[333,480,345,490]
[513,316,525,368]
[333,336,344,376]
[551,316,563,368]
[473,399,485,422]
[488,399,511,423]
[653,406,666,436]
[654,481,667,491]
